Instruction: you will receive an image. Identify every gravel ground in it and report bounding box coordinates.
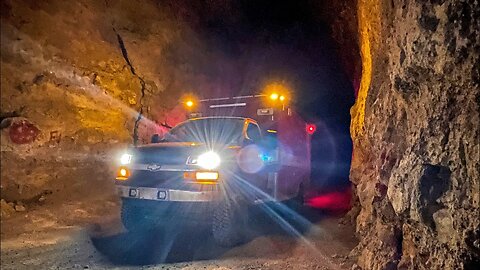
[1,196,357,270]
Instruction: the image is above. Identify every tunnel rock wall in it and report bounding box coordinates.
[0,0,211,203]
[350,0,480,269]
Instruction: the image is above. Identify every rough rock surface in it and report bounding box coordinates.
[0,199,15,218]
[0,0,223,203]
[349,0,480,269]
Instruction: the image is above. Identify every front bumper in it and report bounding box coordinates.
[116,185,221,202]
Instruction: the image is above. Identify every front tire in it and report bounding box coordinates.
[212,198,248,247]
[121,200,154,231]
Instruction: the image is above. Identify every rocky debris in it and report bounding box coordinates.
[1,199,16,218]
[14,204,26,212]
[351,264,361,270]
[0,199,28,216]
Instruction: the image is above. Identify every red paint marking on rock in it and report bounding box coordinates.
[9,120,40,144]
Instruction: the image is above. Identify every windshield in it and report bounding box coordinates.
[165,118,245,145]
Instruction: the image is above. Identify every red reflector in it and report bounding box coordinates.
[306,124,316,135]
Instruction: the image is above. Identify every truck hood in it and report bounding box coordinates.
[131,142,234,165]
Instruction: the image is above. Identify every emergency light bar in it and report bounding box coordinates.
[199,94,266,102]
[209,103,246,108]
[184,93,289,125]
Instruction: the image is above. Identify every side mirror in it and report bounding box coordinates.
[151,134,161,143]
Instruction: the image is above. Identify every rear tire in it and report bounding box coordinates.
[281,183,309,233]
[295,183,305,205]
[287,183,305,210]
[212,198,247,247]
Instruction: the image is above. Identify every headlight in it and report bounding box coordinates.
[120,153,132,165]
[197,151,221,170]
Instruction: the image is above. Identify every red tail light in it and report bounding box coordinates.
[306,124,316,135]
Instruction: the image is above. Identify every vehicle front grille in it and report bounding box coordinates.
[127,171,183,189]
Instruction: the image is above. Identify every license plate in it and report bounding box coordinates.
[118,186,169,201]
[137,188,168,201]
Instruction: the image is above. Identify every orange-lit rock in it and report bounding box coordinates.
[348,0,480,269]
[0,0,220,203]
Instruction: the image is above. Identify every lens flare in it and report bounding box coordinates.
[197,151,221,169]
[236,145,264,173]
[214,171,339,270]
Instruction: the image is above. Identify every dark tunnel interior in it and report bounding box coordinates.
[172,0,356,192]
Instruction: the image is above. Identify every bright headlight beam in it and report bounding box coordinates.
[120,153,132,165]
[197,151,221,170]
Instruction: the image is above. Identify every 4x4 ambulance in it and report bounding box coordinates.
[115,94,314,246]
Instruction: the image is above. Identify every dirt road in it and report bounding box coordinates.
[1,195,357,270]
